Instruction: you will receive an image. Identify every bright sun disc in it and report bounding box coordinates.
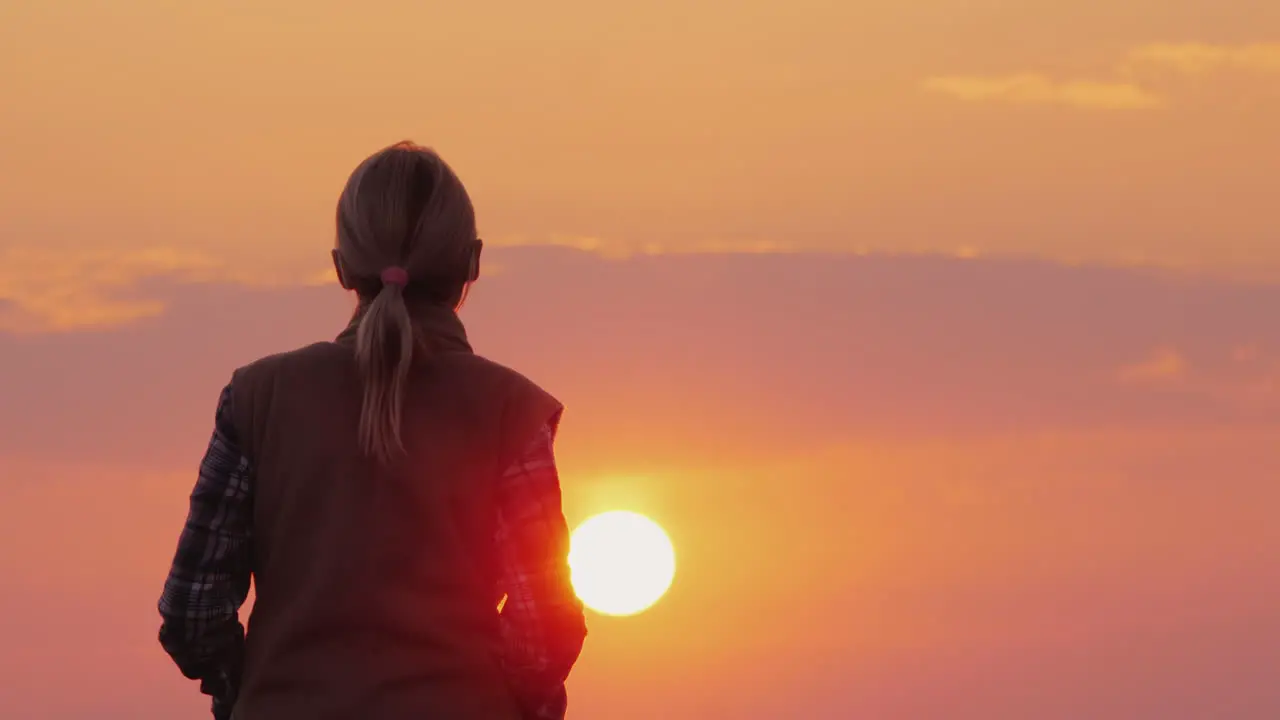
[568,511,676,617]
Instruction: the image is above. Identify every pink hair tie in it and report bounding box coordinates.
[380,266,409,287]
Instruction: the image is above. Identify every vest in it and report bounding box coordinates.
[227,305,562,720]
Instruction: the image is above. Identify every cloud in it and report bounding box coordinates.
[1117,344,1280,412]
[1,227,1275,335]
[0,246,218,332]
[922,74,1163,110]
[5,247,1280,469]
[489,233,808,259]
[1125,43,1280,75]
[1,238,991,332]
[492,234,632,259]
[921,74,1162,111]
[926,42,1280,110]
[0,245,330,333]
[1118,347,1187,384]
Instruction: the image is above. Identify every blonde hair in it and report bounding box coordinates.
[335,141,478,463]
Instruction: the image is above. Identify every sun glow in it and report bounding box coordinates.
[568,511,676,617]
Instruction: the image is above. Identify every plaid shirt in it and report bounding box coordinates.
[159,381,586,719]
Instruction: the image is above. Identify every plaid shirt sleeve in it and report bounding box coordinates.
[496,416,588,720]
[158,381,253,720]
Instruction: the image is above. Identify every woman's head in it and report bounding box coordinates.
[333,141,481,463]
[333,141,480,304]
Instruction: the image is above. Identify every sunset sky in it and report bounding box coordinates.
[2,2,1279,718]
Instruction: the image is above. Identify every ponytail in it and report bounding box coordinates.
[334,141,478,463]
[354,275,415,464]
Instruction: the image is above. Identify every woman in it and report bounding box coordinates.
[157,142,587,719]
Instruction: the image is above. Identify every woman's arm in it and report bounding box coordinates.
[495,419,588,720]
[158,382,253,717]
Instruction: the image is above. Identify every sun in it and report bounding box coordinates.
[568,511,676,617]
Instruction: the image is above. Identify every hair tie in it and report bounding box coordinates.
[380,266,409,287]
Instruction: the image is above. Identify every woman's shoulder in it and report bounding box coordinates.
[445,352,542,385]
[230,341,351,384]
[439,352,559,404]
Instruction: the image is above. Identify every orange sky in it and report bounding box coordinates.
[2,2,1280,718]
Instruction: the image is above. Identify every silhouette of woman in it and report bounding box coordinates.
[157,141,587,719]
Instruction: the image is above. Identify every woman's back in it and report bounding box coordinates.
[229,309,559,719]
[156,142,586,720]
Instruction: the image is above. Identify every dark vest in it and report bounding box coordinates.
[228,305,562,720]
